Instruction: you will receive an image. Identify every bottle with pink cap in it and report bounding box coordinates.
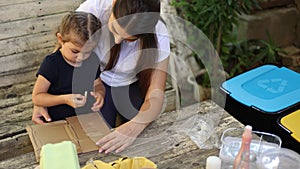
[233,125,253,169]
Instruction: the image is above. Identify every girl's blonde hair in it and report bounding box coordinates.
[54,11,101,51]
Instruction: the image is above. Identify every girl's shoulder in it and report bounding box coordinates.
[42,50,64,66]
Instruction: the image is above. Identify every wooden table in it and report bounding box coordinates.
[0,101,243,169]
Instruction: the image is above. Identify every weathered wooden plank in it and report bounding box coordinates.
[0,68,37,88]
[0,32,55,57]
[0,47,51,74]
[0,0,34,7]
[0,114,32,161]
[0,101,32,124]
[0,0,83,23]
[0,81,34,99]
[0,13,66,40]
[0,151,38,169]
[0,153,37,169]
[164,88,176,112]
[0,133,33,161]
[153,148,220,169]
[0,121,29,138]
[0,93,32,112]
[0,96,32,123]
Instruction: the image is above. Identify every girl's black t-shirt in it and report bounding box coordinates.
[37,50,101,121]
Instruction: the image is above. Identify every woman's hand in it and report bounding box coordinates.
[90,91,104,112]
[32,105,51,124]
[91,78,105,111]
[96,120,148,154]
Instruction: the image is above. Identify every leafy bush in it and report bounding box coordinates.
[171,0,285,90]
[171,0,259,54]
[224,36,286,76]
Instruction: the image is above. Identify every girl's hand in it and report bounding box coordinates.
[32,105,51,124]
[96,121,147,154]
[90,91,104,112]
[65,94,87,108]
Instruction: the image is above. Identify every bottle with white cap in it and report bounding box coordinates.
[206,156,221,169]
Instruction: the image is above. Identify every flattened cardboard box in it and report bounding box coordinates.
[26,112,111,161]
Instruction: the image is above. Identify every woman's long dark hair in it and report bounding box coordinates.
[105,0,161,97]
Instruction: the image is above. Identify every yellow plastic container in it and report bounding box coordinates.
[280,109,300,142]
[278,109,300,153]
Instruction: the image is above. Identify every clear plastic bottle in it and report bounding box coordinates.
[233,125,252,169]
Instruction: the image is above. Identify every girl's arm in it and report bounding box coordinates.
[32,105,51,124]
[32,75,86,108]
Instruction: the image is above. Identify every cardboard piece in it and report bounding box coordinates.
[26,112,111,162]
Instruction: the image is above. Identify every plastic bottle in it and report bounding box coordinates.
[233,125,252,169]
[206,156,221,169]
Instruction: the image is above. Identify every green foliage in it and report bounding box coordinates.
[171,0,285,91]
[223,35,286,76]
[171,0,260,54]
[171,0,260,88]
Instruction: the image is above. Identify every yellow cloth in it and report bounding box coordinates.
[40,141,80,169]
[81,157,157,169]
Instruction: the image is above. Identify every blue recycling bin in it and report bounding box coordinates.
[220,64,300,134]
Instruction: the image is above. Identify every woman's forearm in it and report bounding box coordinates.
[131,88,165,124]
[131,58,168,124]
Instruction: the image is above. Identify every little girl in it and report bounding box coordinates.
[32,12,104,123]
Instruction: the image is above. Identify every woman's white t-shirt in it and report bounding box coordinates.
[77,0,170,87]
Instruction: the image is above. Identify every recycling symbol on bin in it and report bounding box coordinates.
[257,78,288,94]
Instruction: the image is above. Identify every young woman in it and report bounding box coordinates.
[76,0,170,154]
[32,12,104,122]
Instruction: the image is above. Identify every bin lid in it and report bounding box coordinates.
[221,65,300,113]
[280,110,300,142]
